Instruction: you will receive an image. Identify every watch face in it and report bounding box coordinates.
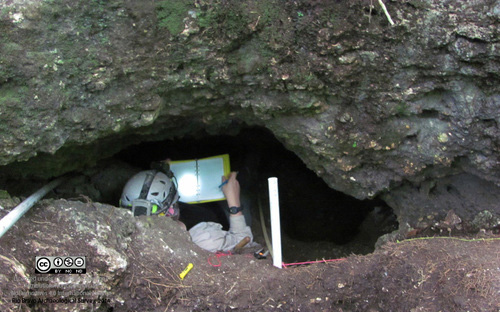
[229,206,241,214]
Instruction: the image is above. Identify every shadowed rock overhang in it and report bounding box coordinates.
[0,0,499,227]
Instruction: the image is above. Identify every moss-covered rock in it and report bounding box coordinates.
[0,0,499,226]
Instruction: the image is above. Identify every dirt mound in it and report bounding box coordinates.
[143,237,500,312]
[0,199,499,311]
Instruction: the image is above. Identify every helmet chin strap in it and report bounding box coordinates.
[161,182,179,212]
[139,172,155,201]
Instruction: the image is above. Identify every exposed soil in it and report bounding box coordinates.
[158,238,500,312]
[119,214,500,312]
[0,198,499,312]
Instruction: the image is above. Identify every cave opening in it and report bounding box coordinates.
[113,126,398,262]
[0,126,398,262]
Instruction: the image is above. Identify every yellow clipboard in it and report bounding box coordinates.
[169,154,231,204]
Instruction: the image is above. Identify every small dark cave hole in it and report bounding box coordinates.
[364,6,378,16]
[420,109,440,119]
[112,126,398,262]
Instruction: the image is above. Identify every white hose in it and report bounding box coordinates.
[378,0,395,25]
[0,177,65,238]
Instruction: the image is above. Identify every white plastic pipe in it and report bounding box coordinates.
[378,0,395,25]
[0,177,65,238]
[268,177,282,269]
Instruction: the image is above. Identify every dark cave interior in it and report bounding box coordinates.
[114,126,398,261]
[1,126,398,262]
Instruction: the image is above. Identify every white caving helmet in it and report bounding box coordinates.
[120,170,180,217]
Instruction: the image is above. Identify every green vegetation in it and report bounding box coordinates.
[156,0,193,34]
[0,190,10,199]
[0,86,28,107]
[197,1,249,39]
[195,0,284,39]
[394,102,412,117]
[197,8,218,29]
[0,7,11,20]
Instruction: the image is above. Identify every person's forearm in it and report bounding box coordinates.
[227,198,241,208]
[222,172,241,207]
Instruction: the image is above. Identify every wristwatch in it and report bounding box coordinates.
[228,206,243,214]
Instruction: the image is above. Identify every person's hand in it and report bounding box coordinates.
[221,172,240,208]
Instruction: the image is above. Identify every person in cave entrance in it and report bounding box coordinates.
[119,163,254,253]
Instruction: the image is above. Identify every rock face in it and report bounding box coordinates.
[0,0,499,226]
[0,198,199,311]
[0,199,134,311]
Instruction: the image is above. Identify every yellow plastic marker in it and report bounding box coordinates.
[179,263,194,280]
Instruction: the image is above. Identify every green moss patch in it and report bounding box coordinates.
[156,0,193,34]
[0,85,28,107]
